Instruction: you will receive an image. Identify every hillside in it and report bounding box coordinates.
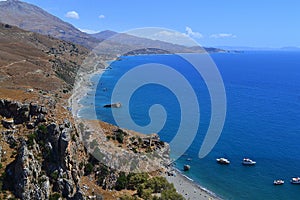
[92,30,225,54]
[0,0,99,49]
[0,23,90,94]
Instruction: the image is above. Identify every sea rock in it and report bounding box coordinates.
[183,164,190,171]
[103,102,121,108]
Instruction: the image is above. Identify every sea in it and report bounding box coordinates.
[78,51,300,200]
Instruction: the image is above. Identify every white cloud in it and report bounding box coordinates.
[184,26,203,39]
[210,33,237,39]
[99,14,105,19]
[127,28,197,47]
[78,28,99,34]
[152,30,196,46]
[65,11,79,19]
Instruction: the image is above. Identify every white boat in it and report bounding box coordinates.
[290,177,300,184]
[216,158,230,164]
[242,158,256,165]
[273,179,284,185]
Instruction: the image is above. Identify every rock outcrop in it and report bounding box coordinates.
[0,99,47,128]
[8,141,50,200]
[0,99,86,199]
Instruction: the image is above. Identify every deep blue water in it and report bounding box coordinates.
[79,51,300,200]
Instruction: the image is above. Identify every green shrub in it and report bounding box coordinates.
[38,125,47,134]
[146,176,172,193]
[161,188,184,200]
[79,162,84,170]
[119,195,138,200]
[50,171,59,180]
[84,162,94,175]
[127,173,149,190]
[27,133,37,147]
[140,188,153,199]
[49,193,61,200]
[115,172,127,191]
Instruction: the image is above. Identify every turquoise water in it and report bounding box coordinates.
[79,51,300,199]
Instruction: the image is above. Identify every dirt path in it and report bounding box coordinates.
[1,59,26,69]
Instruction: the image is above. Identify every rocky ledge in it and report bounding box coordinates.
[0,99,86,199]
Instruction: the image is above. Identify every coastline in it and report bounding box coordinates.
[69,55,223,200]
[69,57,112,119]
[165,168,222,200]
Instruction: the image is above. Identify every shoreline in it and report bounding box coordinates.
[69,55,223,200]
[165,168,222,200]
[69,57,113,119]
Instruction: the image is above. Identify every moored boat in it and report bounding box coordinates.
[273,179,284,185]
[216,158,230,165]
[290,177,300,184]
[242,158,256,165]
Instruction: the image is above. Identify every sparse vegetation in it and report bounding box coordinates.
[50,171,59,180]
[38,125,47,134]
[84,162,94,175]
[119,195,138,200]
[116,173,183,200]
[79,162,84,170]
[49,193,61,200]
[27,132,37,147]
[113,129,126,144]
[115,172,127,191]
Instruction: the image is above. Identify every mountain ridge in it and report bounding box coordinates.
[0,0,223,54]
[0,0,100,49]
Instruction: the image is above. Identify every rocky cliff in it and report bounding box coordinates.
[0,99,87,199]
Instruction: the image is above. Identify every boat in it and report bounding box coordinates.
[216,158,230,164]
[273,179,284,185]
[186,158,192,161]
[290,177,300,184]
[242,158,256,165]
[183,164,190,171]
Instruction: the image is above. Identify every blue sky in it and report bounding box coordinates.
[21,0,300,48]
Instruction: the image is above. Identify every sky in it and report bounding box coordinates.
[19,0,300,48]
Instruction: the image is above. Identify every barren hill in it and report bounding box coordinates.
[0,0,99,49]
[0,23,90,95]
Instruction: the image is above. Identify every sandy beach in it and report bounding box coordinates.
[165,169,221,200]
[69,57,110,119]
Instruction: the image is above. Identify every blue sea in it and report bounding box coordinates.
[78,51,300,200]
